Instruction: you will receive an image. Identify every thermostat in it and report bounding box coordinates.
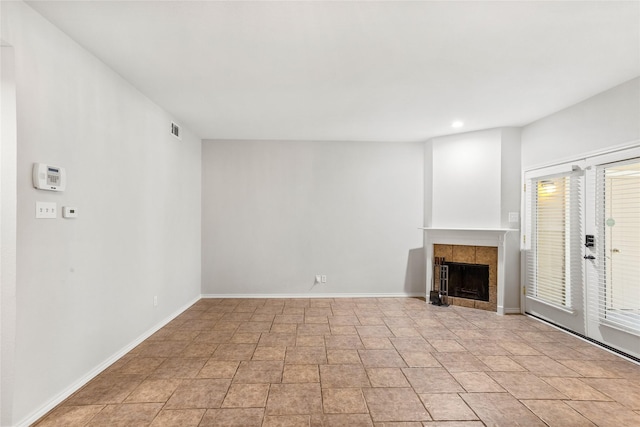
[62,206,78,218]
[33,163,66,191]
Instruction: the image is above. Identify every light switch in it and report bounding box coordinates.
[508,212,519,223]
[36,201,57,219]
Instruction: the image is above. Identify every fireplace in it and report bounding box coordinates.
[421,227,514,315]
[445,262,490,302]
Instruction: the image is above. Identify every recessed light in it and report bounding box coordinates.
[451,120,464,129]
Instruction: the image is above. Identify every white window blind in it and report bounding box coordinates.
[525,171,583,308]
[590,159,640,335]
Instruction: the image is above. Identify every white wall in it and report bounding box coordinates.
[202,139,424,296]
[1,2,202,425]
[430,129,503,228]
[522,77,640,169]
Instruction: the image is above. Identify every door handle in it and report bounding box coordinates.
[612,248,621,253]
[583,255,596,260]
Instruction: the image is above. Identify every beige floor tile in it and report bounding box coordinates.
[230,332,261,344]
[85,403,163,427]
[210,343,256,361]
[164,379,231,409]
[359,350,407,368]
[321,413,374,426]
[522,400,596,427]
[398,351,441,368]
[35,405,105,427]
[125,379,182,402]
[266,383,323,415]
[322,388,368,414]
[257,333,296,347]
[366,368,410,388]
[496,340,541,356]
[66,375,143,405]
[475,355,525,372]
[329,315,361,326]
[285,347,327,364]
[418,394,477,421]
[460,393,546,426]
[252,346,287,361]
[262,415,310,427]
[558,359,623,378]
[327,349,361,364]
[402,368,464,394]
[450,372,504,393]
[509,355,581,377]
[428,340,467,353]
[283,364,320,383]
[361,337,395,349]
[148,409,206,427]
[233,360,283,383]
[357,326,394,337]
[541,377,612,401]
[432,352,489,372]
[325,335,364,349]
[390,337,435,353]
[271,323,298,334]
[296,335,326,347]
[180,342,218,358]
[298,324,331,336]
[222,383,270,408]
[149,357,207,379]
[582,378,640,409]
[115,357,165,376]
[320,364,371,388]
[363,388,431,422]
[421,422,484,427]
[198,360,239,379]
[305,316,329,324]
[566,401,640,427]
[488,372,567,399]
[199,408,264,426]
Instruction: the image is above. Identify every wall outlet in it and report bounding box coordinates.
[153,296,158,307]
[321,275,327,283]
[315,275,321,284]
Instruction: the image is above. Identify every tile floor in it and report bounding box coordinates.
[34,297,640,426]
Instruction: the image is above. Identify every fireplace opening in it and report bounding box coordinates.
[445,262,489,302]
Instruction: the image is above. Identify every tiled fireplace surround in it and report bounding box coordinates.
[433,244,498,312]
[422,228,512,315]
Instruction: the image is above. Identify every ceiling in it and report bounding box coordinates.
[26,1,640,142]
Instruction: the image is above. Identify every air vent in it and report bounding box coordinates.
[170,121,181,140]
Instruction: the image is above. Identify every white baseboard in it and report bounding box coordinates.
[17,295,200,427]
[201,293,425,299]
[503,307,523,314]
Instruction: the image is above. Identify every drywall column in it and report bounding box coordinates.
[1,44,18,427]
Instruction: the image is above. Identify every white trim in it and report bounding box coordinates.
[524,140,640,172]
[16,296,200,427]
[201,293,425,299]
[503,307,523,315]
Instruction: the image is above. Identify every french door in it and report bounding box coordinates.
[524,146,640,359]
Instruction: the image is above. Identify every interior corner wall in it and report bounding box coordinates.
[1,2,202,424]
[521,77,640,169]
[201,139,425,297]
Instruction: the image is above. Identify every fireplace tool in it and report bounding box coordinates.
[430,257,449,307]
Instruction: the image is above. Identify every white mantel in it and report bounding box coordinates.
[420,227,517,315]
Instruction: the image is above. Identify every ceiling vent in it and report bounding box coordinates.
[170,121,181,140]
